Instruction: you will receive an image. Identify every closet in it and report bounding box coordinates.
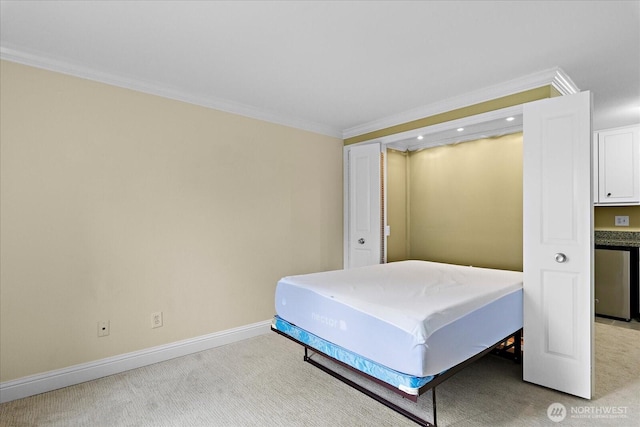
[344,92,594,399]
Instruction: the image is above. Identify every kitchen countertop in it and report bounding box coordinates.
[595,230,640,247]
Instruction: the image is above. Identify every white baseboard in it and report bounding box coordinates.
[0,319,272,403]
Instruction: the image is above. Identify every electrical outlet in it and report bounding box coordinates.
[97,320,110,337]
[615,216,629,226]
[151,312,163,329]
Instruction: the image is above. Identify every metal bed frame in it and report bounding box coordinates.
[272,326,522,427]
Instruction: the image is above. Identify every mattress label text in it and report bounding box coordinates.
[311,312,347,330]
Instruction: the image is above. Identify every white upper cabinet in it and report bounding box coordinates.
[593,125,640,205]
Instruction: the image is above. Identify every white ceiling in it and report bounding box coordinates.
[1,1,638,138]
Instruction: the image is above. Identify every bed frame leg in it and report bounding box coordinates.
[432,386,437,426]
[514,329,522,364]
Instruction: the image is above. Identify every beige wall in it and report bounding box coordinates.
[388,133,523,271]
[594,205,640,230]
[0,61,344,382]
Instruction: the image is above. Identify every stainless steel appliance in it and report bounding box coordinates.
[594,246,639,321]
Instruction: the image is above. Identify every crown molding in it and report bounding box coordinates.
[0,45,342,139]
[342,67,580,140]
[1,45,579,142]
[550,68,580,95]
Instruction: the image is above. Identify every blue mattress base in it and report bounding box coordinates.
[272,315,437,395]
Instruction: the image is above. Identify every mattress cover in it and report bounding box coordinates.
[275,260,523,376]
[277,260,523,343]
[272,315,434,395]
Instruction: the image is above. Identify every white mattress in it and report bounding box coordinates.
[275,260,523,377]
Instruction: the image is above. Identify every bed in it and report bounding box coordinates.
[271,260,523,426]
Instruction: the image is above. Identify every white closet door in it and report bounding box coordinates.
[345,143,382,269]
[523,91,593,399]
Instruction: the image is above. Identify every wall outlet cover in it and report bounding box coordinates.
[151,312,163,328]
[97,320,110,337]
[615,216,630,226]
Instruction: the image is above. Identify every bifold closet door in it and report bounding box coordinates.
[523,91,593,399]
[345,142,382,269]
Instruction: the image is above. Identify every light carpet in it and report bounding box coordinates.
[1,322,638,426]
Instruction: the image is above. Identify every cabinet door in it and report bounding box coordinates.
[593,131,599,203]
[598,126,640,204]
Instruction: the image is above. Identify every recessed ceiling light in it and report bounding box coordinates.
[457,128,464,132]
[417,135,424,140]
[506,117,515,121]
